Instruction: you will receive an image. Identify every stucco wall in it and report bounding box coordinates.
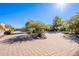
[0,29,4,36]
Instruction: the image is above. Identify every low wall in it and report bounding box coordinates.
[0,30,4,37]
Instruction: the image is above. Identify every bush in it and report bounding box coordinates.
[75,29,79,34]
[27,31,32,34]
[64,31,69,34]
[25,20,48,39]
[30,32,46,39]
[4,31,11,35]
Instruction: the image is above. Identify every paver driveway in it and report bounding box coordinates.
[0,31,79,56]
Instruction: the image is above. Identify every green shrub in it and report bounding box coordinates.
[64,31,69,34]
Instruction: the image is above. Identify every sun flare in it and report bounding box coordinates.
[56,3,67,12]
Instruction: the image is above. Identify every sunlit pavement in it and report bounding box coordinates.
[0,32,79,56]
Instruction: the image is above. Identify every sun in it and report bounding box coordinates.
[56,3,67,12]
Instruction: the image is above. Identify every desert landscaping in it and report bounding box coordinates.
[0,3,79,56]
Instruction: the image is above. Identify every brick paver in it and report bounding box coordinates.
[0,32,79,56]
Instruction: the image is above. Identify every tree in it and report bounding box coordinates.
[25,19,49,39]
[68,12,79,34]
[0,24,3,29]
[25,19,49,32]
[60,21,69,31]
[5,24,15,31]
[25,20,36,29]
[52,16,64,31]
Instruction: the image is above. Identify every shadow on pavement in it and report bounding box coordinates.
[0,35,43,44]
[63,34,79,44]
[10,32,25,35]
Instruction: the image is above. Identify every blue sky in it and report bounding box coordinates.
[0,3,79,28]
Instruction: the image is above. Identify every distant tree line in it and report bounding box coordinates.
[50,12,79,34]
[24,12,79,35]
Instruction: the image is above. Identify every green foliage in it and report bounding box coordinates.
[25,20,36,29]
[25,19,48,38]
[50,16,70,31]
[5,25,15,31]
[24,12,79,35]
[25,19,49,32]
[0,24,3,29]
[60,21,69,31]
[51,16,64,31]
[68,12,79,34]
